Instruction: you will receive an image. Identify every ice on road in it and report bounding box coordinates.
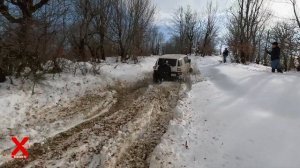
[151,56,300,168]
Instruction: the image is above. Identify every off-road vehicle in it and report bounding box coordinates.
[153,55,192,83]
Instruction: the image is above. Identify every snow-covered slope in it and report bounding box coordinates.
[151,56,300,168]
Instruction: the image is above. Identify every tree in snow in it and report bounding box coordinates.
[167,1,218,56]
[68,0,95,62]
[110,0,155,62]
[0,0,65,84]
[227,0,270,64]
[200,1,218,56]
[168,6,203,55]
[0,0,51,80]
[148,26,165,55]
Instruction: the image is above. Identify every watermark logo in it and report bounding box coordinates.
[11,136,29,159]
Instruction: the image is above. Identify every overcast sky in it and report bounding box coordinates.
[153,0,298,36]
[153,0,231,25]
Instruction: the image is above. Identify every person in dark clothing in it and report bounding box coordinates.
[0,68,6,83]
[266,42,283,73]
[223,48,229,63]
[157,61,171,82]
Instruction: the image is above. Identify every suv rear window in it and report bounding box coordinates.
[158,59,177,66]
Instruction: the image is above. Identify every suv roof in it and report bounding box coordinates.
[159,54,187,60]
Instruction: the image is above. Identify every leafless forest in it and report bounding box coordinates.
[1,0,300,84]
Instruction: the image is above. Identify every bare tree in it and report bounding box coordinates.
[110,0,155,62]
[201,1,218,56]
[0,0,50,23]
[227,0,270,64]
[130,0,155,62]
[90,0,113,61]
[170,6,202,55]
[184,6,199,55]
[171,7,186,54]
[0,0,51,78]
[148,26,164,55]
[68,0,95,62]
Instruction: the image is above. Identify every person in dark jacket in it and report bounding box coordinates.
[223,48,229,63]
[266,42,283,73]
[0,68,6,83]
[157,61,171,82]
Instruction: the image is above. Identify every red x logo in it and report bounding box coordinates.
[11,136,29,159]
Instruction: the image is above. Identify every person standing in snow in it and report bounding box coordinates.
[0,68,6,83]
[158,60,171,82]
[265,42,283,73]
[223,48,229,63]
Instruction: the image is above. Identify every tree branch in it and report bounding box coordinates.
[31,0,50,13]
[10,0,19,6]
[0,0,22,23]
[291,0,300,29]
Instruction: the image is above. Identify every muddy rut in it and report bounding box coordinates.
[1,81,182,168]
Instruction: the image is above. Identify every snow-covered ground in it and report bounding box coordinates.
[0,56,157,163]
[151,56,300,168]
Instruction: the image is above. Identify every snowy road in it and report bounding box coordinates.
[151,56,300,168]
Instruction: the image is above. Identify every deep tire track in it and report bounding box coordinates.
[1,81,182,168]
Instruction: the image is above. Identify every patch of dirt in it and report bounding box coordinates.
[102,83,181,168]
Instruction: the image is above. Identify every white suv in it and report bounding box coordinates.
[153,55,192,83]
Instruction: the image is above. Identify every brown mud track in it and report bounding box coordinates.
[1,80,182,168]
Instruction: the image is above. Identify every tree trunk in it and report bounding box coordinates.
[99,39,105,61]
[99,25,106,60]
[292,0,300,29]
[119,42,126,62]
[79,38,86,61]
[202,33,209,56]
[240,51,246,64]
[256,38,261,64]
